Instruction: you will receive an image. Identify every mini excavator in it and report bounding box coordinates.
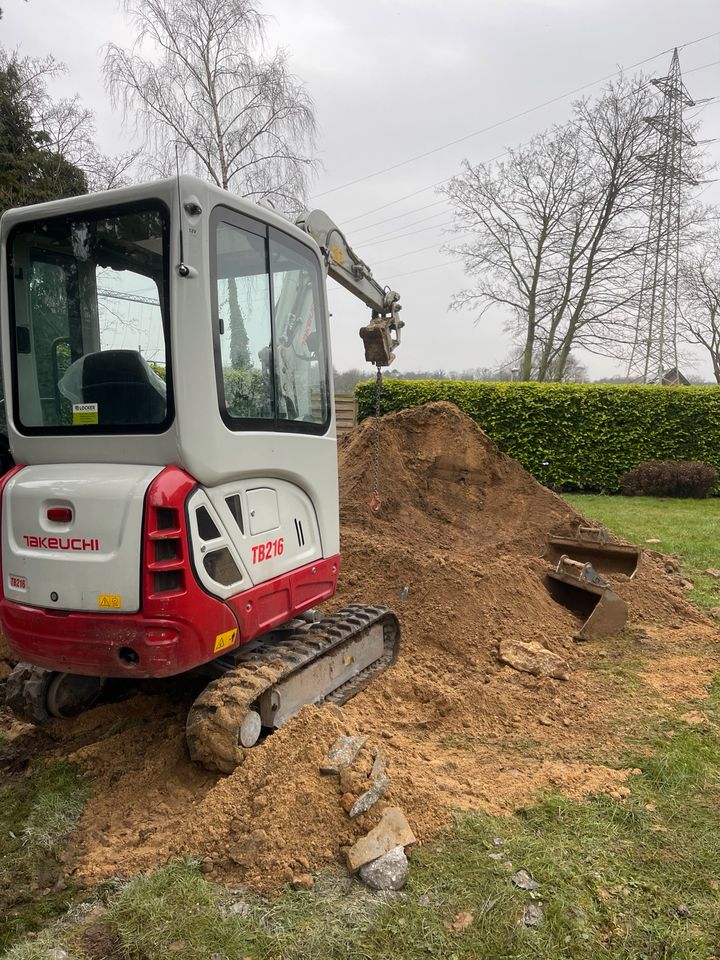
[0,176,403,771]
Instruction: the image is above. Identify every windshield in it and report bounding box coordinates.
[8,201,171,434]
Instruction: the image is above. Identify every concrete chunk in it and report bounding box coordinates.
[349,747,389,818]
[498,639,569,681]
[359,846,408,890]
[320,735,366,775]
[349,773,389,819]
[346,807,416,872]
[370,747,387,780]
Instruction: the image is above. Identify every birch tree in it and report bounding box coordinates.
[104,0,317,367]
[104,0,317,209]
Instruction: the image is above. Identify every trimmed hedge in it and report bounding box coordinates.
[620,460,717,498]
[355,379,720,493]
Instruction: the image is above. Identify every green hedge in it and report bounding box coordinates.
[355,379,720,493]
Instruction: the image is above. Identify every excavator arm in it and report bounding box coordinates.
[296,209,404,367]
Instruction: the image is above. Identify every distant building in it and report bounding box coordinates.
[661,367,690,386]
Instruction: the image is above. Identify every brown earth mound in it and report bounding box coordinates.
[0,632,12,678]
[2,401,716,892]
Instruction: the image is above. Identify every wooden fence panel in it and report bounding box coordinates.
[335,394,357,436]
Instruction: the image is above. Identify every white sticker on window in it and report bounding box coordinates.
[72,403,99,425]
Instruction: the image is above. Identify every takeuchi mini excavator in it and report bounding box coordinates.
[0,175,403,772]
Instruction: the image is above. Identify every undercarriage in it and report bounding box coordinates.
[5,605,400,773]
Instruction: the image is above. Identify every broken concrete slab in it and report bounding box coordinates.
[498,639,569,681]
[346,807,416,872]
[359,846,408,891]
[320,735,366,775]
[349,773,390,819]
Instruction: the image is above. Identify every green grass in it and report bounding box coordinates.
[565,494,720,608]
[7,688,720,960]
[0,762,89,951]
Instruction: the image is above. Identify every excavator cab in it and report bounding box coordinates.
[0,177,399,768]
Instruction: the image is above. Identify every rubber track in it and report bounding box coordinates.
[186,605,400,773]
[5,662,53,724]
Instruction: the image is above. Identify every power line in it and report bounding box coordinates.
[684,58,720,77]
[364,218,456,247]
[312,30,720,202]
[378,258,465,282]
[373,235,473,267]
[350,199,448,234]
[344,145,510,227]
[338,55,720,233]
[343,179,452,226]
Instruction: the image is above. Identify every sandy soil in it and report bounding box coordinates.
[1,402,717,891]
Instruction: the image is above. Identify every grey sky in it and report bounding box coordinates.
[3,0,719,378]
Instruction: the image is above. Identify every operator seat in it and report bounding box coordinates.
[81,350,166,426]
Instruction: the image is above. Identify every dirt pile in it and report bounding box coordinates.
[335,401,700,637]
[0,633,13,679]
[3,401,716,892]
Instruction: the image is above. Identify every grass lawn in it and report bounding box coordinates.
[0,762,88,951]
[565,494,720,608]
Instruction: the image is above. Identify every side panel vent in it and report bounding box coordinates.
[225,494,244,534]
[145,503,186,598]
[294,518,305,547]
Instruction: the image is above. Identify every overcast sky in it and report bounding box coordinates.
[3,0,719,379]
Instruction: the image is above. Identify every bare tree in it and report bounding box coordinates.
[104,0,317,211]
[1,49,137,193]
[444,77,657,381]
[679,221,720,382]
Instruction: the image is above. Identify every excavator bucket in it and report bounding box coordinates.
[359,310,403,367]
[545,556,628,642]
[546,525,641,579]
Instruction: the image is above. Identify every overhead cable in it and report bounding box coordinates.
[312,30,720,202]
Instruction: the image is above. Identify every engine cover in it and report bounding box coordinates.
[1,463,162,613]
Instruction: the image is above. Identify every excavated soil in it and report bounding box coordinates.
[1,401,718,892]
[0,632,12,679]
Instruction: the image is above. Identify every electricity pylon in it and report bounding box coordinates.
[627,48,695,383]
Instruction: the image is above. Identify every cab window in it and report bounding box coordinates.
[8,201,171,434]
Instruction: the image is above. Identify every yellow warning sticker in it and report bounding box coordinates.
[73,402,99,425]
[329,242,346,266]
[98,594,122,609]
[214,628,238,653]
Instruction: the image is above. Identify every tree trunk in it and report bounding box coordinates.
[227,275,251,370]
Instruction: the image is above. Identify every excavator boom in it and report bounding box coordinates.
[296,209,404,367]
